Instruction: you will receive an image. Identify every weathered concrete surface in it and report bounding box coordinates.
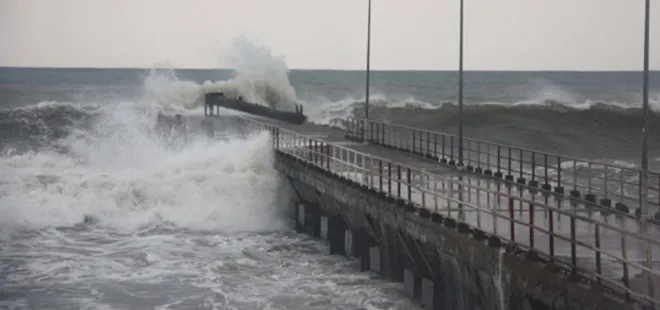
[277,152,633,310]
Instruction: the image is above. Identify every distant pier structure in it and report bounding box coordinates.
[204,92,307,124]
[203,93,660,309]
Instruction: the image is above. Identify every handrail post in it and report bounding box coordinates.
[388,162,392,195]
[397,165,402,199]
[509,197,515,241]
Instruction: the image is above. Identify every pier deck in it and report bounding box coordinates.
[210,113,660,307]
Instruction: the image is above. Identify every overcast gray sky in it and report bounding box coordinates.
[1,0,658,70]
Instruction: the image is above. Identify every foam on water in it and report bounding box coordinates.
[0,227,419,309]
[0,98,289,237]
[0,38,421,309]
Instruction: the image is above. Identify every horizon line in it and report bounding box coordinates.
[1,65,659,73]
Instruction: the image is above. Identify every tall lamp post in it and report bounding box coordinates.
[362,0,372,143]
[457,0,465,167]
[640,0,651,220]
[640,0,654,301]
[365,0,372,121]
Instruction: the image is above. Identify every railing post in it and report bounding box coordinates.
[275,127,280,149]
[570,215,577,277]
[442,134,446,161]
[379,160,383,192]
[518,149,524,181]
[497,145,501,175]
[434,133,438,159]
[388,162,392,195]
[407,168,412,201]
[426,131,431,156]
[594,224,602,285]
[319,141,324,168]
[529,202,534,249]
[381,122,386,144]
[621,232,631,302]
[412,130,416,153]
[531,152,536,182]
[509,197,515,241]
[308,139,313,163]
[326,144,331,170]
[370,120,374,142]
[548,201,555,260]
[508,148,512,178]
[450,136,455,162]
[557,156,563,195]
[397,165,402,199]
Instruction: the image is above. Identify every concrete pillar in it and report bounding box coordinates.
[403,267,417,299]
[434,254,461,310]
[382,226,404,282]
[344,229,354,257]
[369,245,381,273]
[356,230,372,272]
[320,216,329,240]
[304,205,321,238]
[403,262,422,300]
[328,216,346,255]
[421,277,435,309]
[351,230,381,274]
[295,203,306,233]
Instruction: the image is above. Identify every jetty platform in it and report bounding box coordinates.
[203,105,660,309]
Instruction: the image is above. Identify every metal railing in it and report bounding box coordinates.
[342,117,660,220]
[236,117,660,308]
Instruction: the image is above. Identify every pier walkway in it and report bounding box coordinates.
[219,113,660,308]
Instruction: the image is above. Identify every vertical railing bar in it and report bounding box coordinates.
[388,162,392,195]
[397,165,402,199]
[379,159,383,192]
[595,223,602,285]
[570,215,577,276]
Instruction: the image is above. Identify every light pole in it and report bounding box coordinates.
[457,0,465,167]
[361,0,372,143]
[640,0,654,301]
[640,0,651,220]
[365,0,372,121]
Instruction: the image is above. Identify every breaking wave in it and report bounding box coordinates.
[0,75,292,238]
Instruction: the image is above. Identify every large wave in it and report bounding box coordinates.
[0,77,292,238]
[136,37,301,113]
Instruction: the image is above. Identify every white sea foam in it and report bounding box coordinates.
[0,72,292,237]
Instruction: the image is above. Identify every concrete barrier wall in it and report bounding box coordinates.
[276,152,632,310]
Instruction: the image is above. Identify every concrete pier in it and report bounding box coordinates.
[204,113,660,309]
[280,153,629,309]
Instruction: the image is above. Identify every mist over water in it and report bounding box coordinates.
[1,37,659,308]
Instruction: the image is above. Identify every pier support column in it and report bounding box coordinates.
[354,230,378,272]
[294,203,306,233]
[369,242,381,274]
[328,216,347,255]
[320,215,329,240]
[304,204,321,238]
[403,259,423,300]
[382,225,404,282]
[344,228,355,257]
[421,277,438,309]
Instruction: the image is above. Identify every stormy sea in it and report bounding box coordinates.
[1,39,659,309]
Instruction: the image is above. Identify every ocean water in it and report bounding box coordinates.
[1,39,660,309]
